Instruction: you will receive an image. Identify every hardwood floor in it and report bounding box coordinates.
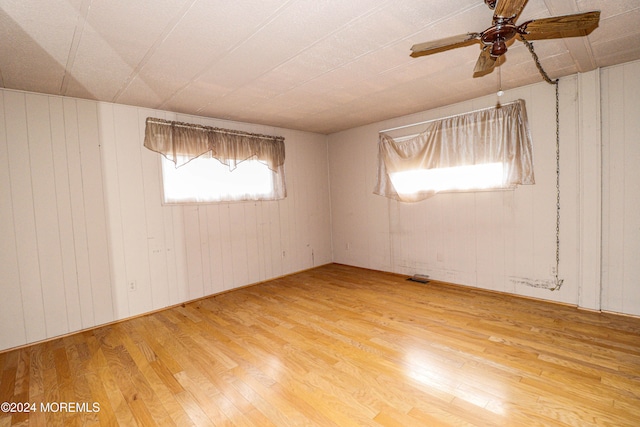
[1,263,639,426]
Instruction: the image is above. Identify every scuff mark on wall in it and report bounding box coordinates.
[509,277,557,290]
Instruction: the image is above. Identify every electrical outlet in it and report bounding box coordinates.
[128,280,137,292]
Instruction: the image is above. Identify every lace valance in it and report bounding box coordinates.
[143,117,285,173]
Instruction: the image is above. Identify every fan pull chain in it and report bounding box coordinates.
[497,64,504,97]
[522,38,563,291]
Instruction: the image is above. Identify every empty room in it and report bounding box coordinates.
[1,0,639,425]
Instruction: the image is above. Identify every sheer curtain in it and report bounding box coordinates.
[374,99,535,202]
[144,117,286,200]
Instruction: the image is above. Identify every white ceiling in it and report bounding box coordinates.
[1,0,639,134]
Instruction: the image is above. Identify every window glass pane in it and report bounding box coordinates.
[389,162,506,195]
[162,155,275,203]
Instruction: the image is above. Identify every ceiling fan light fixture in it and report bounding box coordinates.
[490,39,508,57]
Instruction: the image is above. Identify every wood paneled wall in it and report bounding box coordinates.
[328,60,640,317]
[0,92,115,350]
[0,90,332,351]
[601,60,640,314]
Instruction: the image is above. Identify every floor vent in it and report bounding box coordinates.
[407,274,430,284]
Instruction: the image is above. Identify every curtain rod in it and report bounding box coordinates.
[378,100,520,134]
[146,117,284,142]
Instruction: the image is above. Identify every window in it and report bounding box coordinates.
[144,117,286,204]
[161,155,278,203]
[375,100,534,202]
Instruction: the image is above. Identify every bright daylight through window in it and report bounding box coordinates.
[161,155,276,203]
[389,162,506,196]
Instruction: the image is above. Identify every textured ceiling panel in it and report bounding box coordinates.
[121,0,292,109]
[1,0,639,134]
[0,0,82,93]
[66,0,192,100]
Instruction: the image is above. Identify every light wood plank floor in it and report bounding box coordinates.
[1,263,639,426]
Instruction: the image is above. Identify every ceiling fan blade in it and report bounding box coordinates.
[410,33,481,57]
[518,11,600,40]
[494,0,528,20]
[473,47,497,75]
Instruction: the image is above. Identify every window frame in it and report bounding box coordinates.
[159,154,284,205]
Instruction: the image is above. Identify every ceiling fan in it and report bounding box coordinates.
[410,0,600,76]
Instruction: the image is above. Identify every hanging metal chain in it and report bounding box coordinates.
[522,37,563,291]
[522,38,557,85]
[552,80,563,291]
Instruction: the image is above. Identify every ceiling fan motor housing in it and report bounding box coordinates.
[482,20,518,57]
